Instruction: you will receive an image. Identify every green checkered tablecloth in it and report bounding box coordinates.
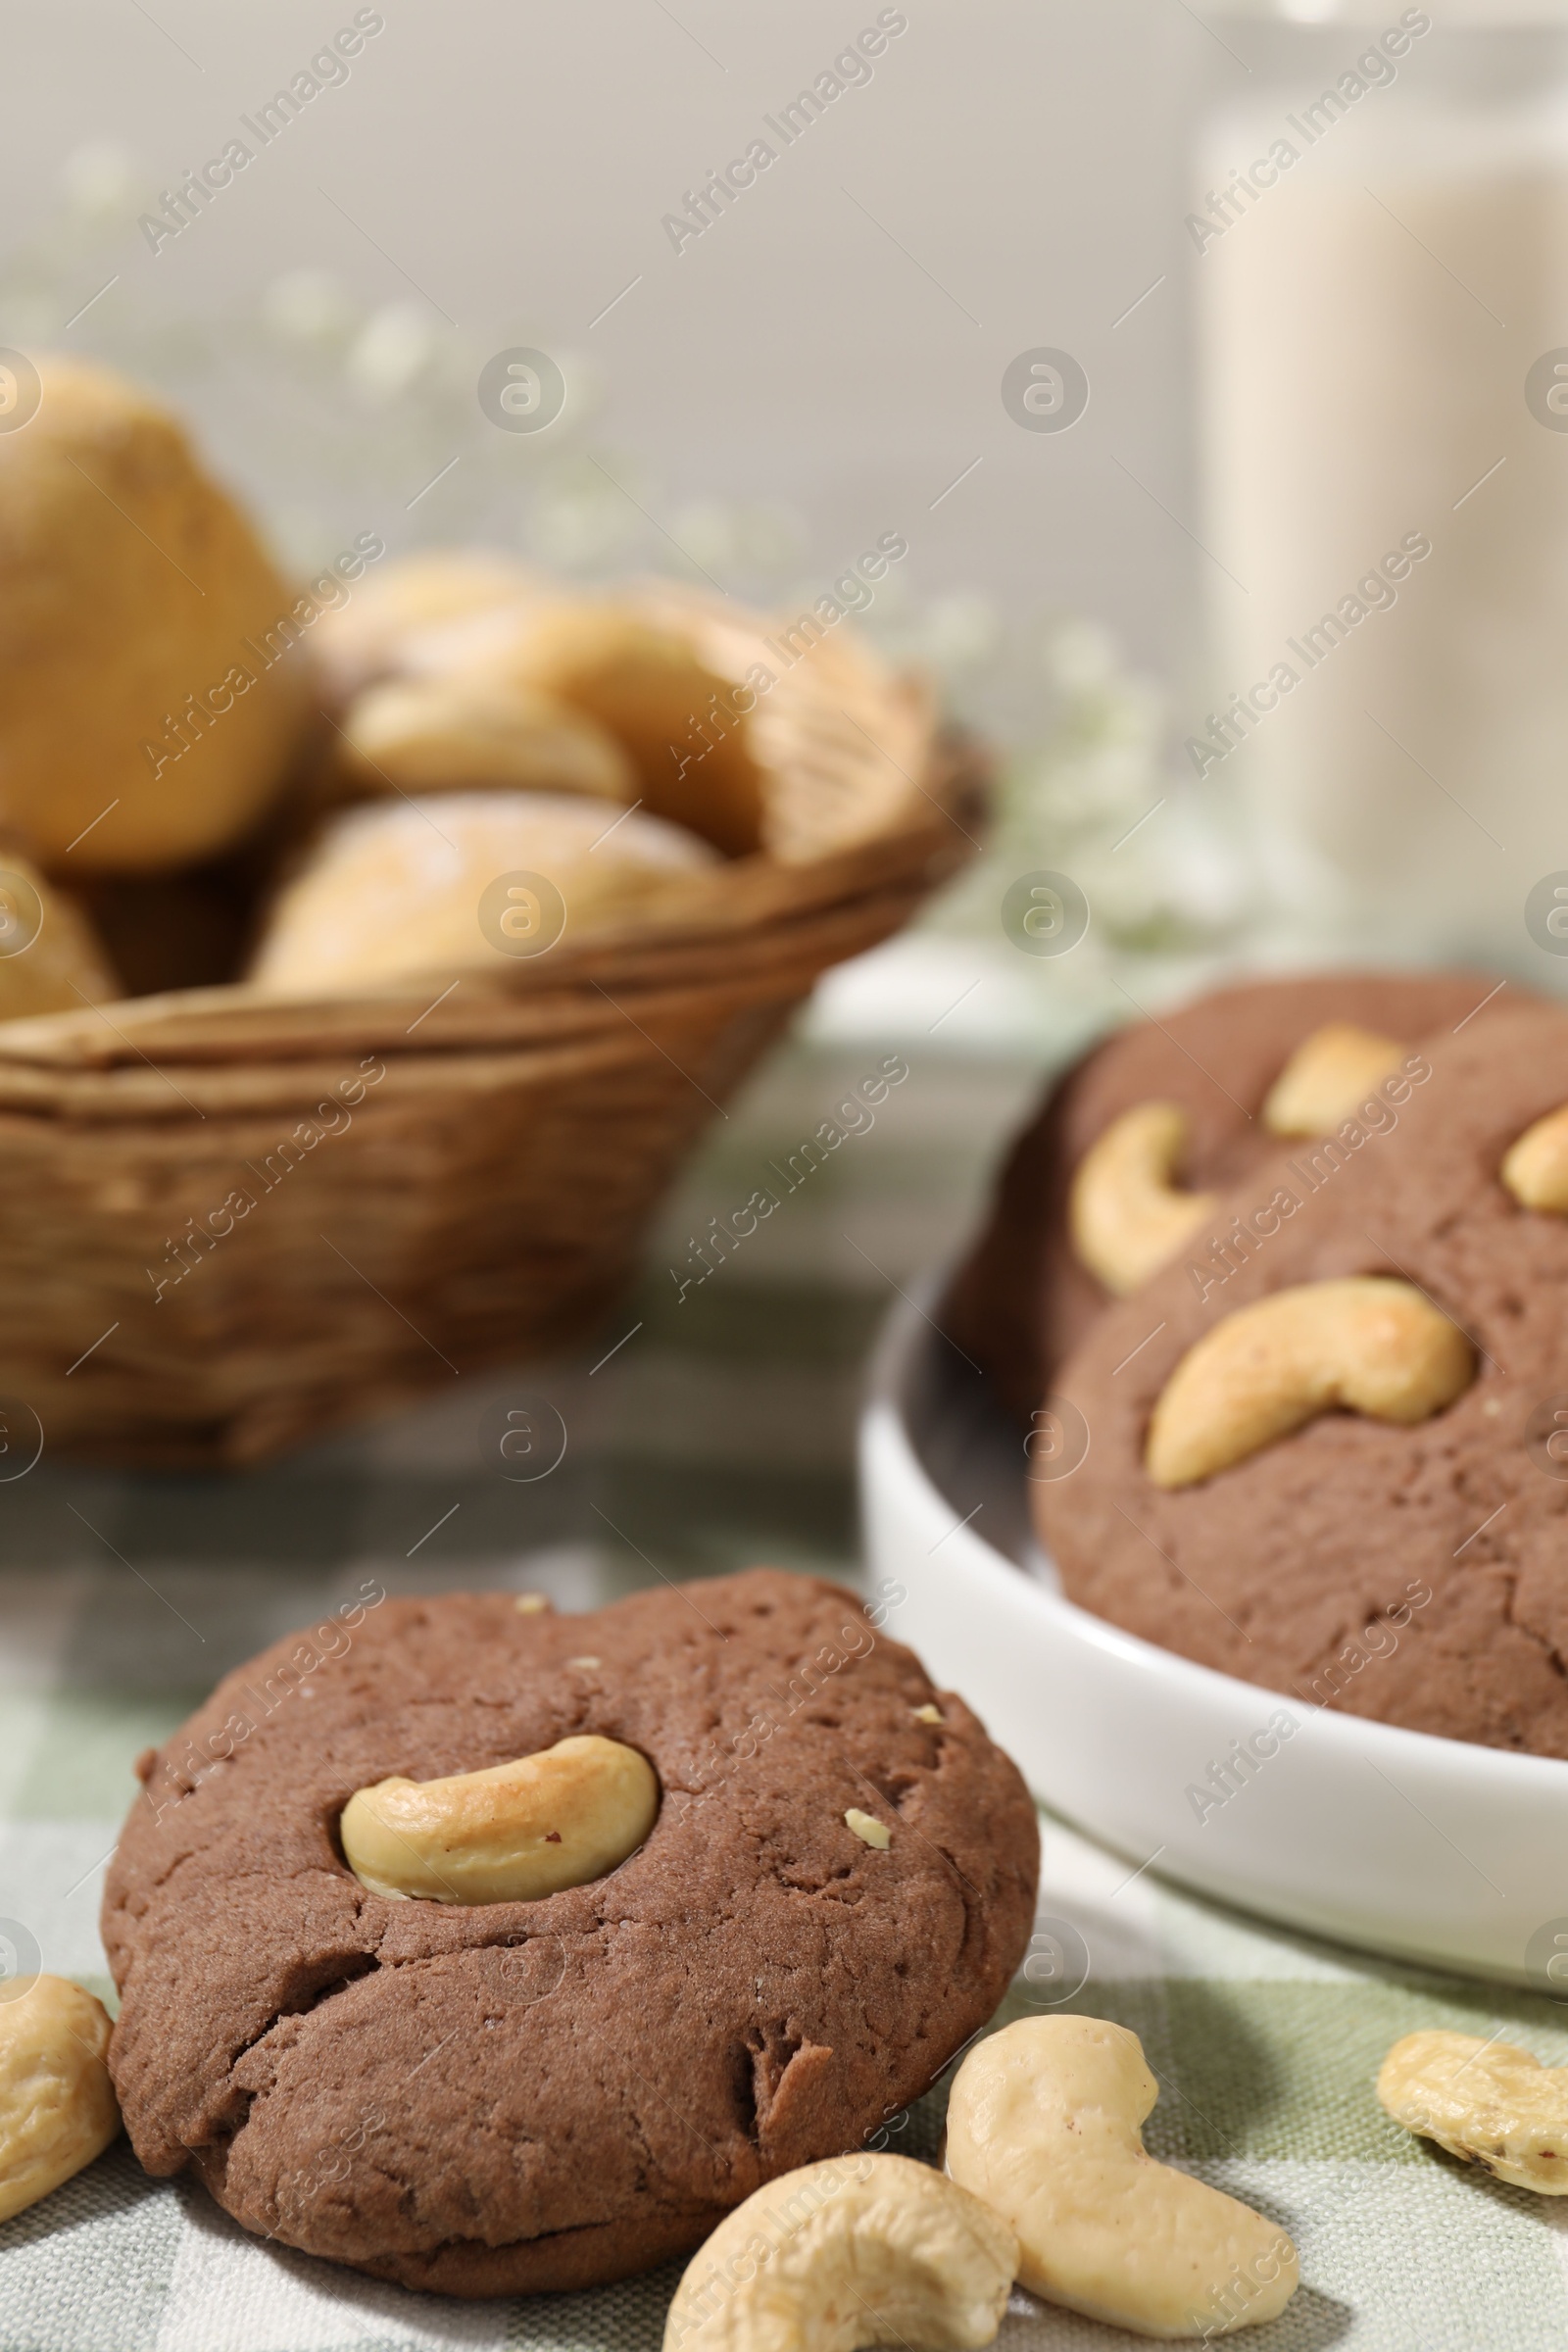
[6,1020,1568,2352]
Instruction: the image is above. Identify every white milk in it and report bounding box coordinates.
[1198,49,1568,961]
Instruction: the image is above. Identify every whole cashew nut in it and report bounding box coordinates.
[661,2151,1018,2351]
[0,1975,120,2223]
[945,2017,1298,2339]
[340,1734,658,1903]
[1146,1277,1474,1490]
[1261,1023,1404,1138]
[1501,1105,1568,1213]
[1378,2030,1568,2192]
[1069,1104,1218,1297]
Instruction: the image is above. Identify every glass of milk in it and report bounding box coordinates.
[1197,2,1568,969]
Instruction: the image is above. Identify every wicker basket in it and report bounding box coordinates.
[0,586,983,1467]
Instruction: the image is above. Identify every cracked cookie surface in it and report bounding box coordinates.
[102,1569,1037,2295]
[1036,1003,1568,1756]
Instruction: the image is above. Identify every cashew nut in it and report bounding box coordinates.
[1261,1023,1405,1138]
[946,2017,1297,2339]
[340,1734,658,1903]
[1378,2030,1568,2192]
[1501,1105,1568,1213]
[0,1975,120,2223]
[661,2152,1018,2350]
[1146,1277,1473,1490]
[1069,1104,1218,1297]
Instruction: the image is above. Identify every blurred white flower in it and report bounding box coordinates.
[666,499,739,576]
[926,613,1252,961]
[530,472,643,571]
[669,498,803,583]
[1044,618,1121,694]
[346,303,439,400]
[58,142,140,222]
[270,501,339,575]
[738,502,805,577]
[263,269,355,348]
[864,586,1002,686]
[917,590,1002,676]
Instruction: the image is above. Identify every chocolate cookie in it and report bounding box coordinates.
[1034,1000,1568,1756]
[102,1569,1037,2295]
[946,969,1512,1424]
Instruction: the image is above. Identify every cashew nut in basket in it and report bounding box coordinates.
[341,1733,658,1903]
[661,2152,1018,2350]
[1069,1103,1217,1297]
[1379,2030,1568,2192]
[1146,1277,1474,1489]
[946,2016,1298,2339]
[1261,1023,1405,1138]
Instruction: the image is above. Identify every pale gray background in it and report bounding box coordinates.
[2,0,1226,684]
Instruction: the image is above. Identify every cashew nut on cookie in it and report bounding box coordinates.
[1261,1023,1405,1138]
[1501,1104,1568,1214]
[341,1733,658,1903]
[1146,1277,1474,1489]
[1070,1103,1218,1296]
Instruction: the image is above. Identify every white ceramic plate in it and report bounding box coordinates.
[859,1283,1568,1988]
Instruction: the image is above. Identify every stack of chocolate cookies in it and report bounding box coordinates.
[948,971,1568,1759]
